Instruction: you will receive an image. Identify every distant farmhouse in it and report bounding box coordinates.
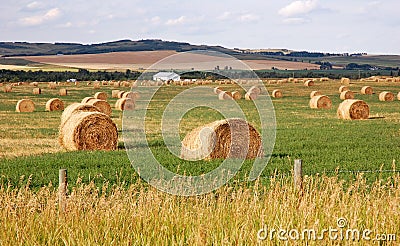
[153,72,180,81]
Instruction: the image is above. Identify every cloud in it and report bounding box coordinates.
[165,16,186,26]
[217,11,231,20]
[19,8,61,26]
[150,16,161,25]
[238,14,260,22]
[25,1,45,10]
[282,17,310,24]
[278,0,318,17]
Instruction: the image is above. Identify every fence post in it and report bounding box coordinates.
[294,159,303,190]
[58,169,68,211]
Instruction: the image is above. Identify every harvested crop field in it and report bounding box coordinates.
[19,51,320,71]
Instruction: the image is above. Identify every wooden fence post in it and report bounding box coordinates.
[58,169,68,211]
[294,159,303,189]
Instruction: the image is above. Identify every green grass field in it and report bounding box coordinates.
[1,79,399,245]
[0,79,399,189]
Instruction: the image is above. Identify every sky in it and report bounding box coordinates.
[1,0,399,54]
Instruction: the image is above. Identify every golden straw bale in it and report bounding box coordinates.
[310,91,322,98]
[379,91,394,101]
[341,77,350,85]
[271,89,283,98]
[94,92,108,101]
[122,91,140,100]
[115,98,135,111]
[248,86,261,95]
[245,92,258,100]
[59,88,68,96]
[361,86,373,95]
[59,112,118,151]
[93,82,101,89]
[309,95,332,109]
[337,99,369,120]
[181,118,263,160]
[16,99,35,112]
[397,92,400,101]
[113,81,121,88]
[48,82,57,89]
[218,91,233,100]
[112,90,120,98]
[117,91,125,98]
[304,80,314,86]
[213,87,222,94]
[45,98,65,111]
[232,91,242,100]
[33,88,41,95]
[340,91,355,100]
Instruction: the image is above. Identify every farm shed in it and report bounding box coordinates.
[153,72,180,82]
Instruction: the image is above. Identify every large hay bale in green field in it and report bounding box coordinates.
[16,99,35,112]
[86,99,112,116]
[379,91,394,101]
[340,90,355,100]
[59,111,118,151]
[181,118,263,160]
[361,86,373,95]
[309,95,332,109]
[45,98,65,111]
[337,99,369,120]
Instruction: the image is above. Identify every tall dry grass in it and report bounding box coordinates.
[0,174,398,245]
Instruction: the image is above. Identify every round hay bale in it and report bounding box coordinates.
[304,80,314,86]
[60,103,102,129]
[48,82,57,89]
[33,88,41,95]
[87,99,112,116]
[361,86,373,95]
[132,81,138,88]
[59,88,68,96]
[45,98,65,111]
[340,90,355,100]
[248,86,261,95]
[117,91,125,99]
[16,99,35,112]
[115,98,135,111]
[337,99,369,120]
[271,89,283,98]
[112,90,120,98]
[59,111,118,151]
[310,91,322,98]
[309,95,332,109]
[218,91,233,100]
[102,81,108,86]
[181,118,263,160]
[74,81,80,86]
[379,91,394,101]
[213,87,222,94]
[231,91,242,100]
[3,85,12,93]
[94,92,108,101]
[341,77,350,85]
[81,97,96,104]
[397,92,400,101]
[339,86,349,93]
[123,81,131,87]
[31,82,39,87]
[122,91,140,100]
[113,81,121,88]
[245,91,258,100]
[93,82,101,89]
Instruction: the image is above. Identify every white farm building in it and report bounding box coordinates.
[153,72,180,82]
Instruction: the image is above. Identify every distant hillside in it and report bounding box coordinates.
[0,39,237,57]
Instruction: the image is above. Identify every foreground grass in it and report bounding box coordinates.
[0,174,398,245]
